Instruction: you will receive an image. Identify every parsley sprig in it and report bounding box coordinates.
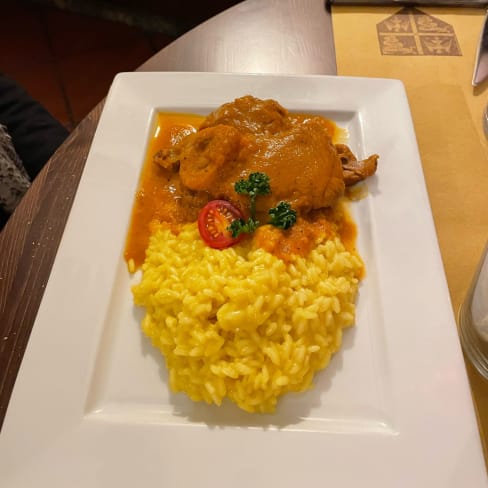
[228,172,297,238]
[234,172,271,219]
[268,201,297,230]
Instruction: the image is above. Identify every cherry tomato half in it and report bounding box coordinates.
[198,200,244,249]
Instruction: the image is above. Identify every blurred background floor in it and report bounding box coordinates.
[0,0,239,131]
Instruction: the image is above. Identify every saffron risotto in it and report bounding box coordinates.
[132,223,363,413]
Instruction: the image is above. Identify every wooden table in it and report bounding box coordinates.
[0,0,336,430]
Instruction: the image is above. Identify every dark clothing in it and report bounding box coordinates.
[0,74,69,230]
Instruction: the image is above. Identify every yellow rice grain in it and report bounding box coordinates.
[132,223,363,413]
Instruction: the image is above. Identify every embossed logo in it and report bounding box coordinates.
[377,7,461,56]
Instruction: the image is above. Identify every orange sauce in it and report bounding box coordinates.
[254,200,362,271]
[124,112,205,267]
[292,113,342,143]
[124,111,361,274]
[345,182,369,201]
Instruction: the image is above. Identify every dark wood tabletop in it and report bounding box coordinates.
[0,105,102,427]
[0,0,336,430]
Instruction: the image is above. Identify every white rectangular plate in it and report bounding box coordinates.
[0,72,486,487]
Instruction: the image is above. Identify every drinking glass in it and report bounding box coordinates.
[459,241,488,378]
